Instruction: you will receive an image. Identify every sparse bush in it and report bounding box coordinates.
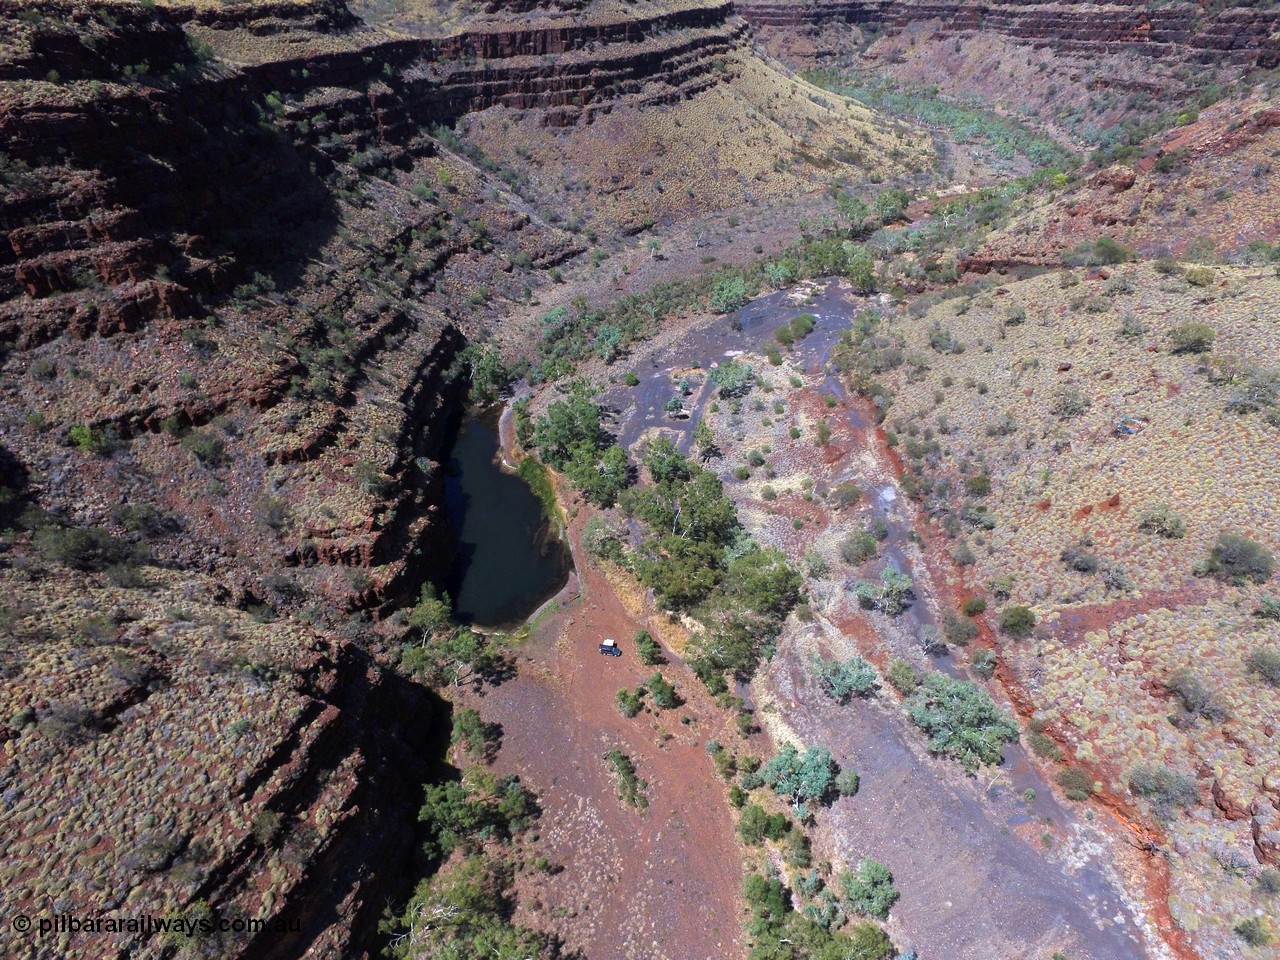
[838,859,899,919]
[1138,504,1185,539]
[635,631,663,665]
[1165,668,1227,722]
[1233,917,1271,947]
[840,530,878,565]
[853,571,913,616]
[1060,541,1100,574]
[34,525,138,572]
[181,430,225,465]
[1200,530,1274,585]
[998,605,1036,638]
[1050,386,1091,419]
[1055,767,1094,801]
[1168,322,1215,354]
[1245,646,1280,686]
[1129,765,1198,821]
[812,656,878,702]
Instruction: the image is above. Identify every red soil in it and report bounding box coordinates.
[473,490,748,960]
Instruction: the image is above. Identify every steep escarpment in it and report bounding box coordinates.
[737,0,1280,67]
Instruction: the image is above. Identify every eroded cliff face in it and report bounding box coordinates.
[736,0,1280,68]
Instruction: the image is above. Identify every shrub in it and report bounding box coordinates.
[1055,767,1094,801]
[635,631,663,665]
[622,371,640,386]
[840,531,878,564]
[1129,765,1198,821]
[886,659,920,694]
[838,859,899,919]
[942,612,978,646]
[998,605,1036,638]
[804,550,829,579]
[904,673,1019,771]
[962,596,987,616]
[1200,531,1274,584]
[1258,868,1280,896]
[835,769,860,796]
[1183,265,1215,288]
[647,673,679,709]
[604,749,648,809]
[615,688,644,718]
[181,430,225,465]
[738,803,790,844]
[1138,504,1185,539]
[832,480,861,508]
[34,525,137,572]
[68,423,118,455]
[1165,668,1227,722]
[1168,322,1215,354]
[970,649,997,679]
[964,473,991,497]
[1027,730,1062,760]
[853,570,913,615]
[251,810,283,847]
[1245,646,1280,686]
[1233,917,1271,947]
[812,656,878,702]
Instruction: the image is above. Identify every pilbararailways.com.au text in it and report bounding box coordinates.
[10,912,301,938]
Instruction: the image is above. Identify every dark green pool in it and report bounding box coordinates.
[442,412,570,627]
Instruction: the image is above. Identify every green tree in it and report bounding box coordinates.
[647,673,679,709]
[904,673,1019,771]
[844,244,876,292]
[839,859,899,919]
[693,418,718,459]
[812,656,878,702]
[418,770,536,859]
[853,570,913,615]
[565,443,629,506]
[451,708,501,761]
[760,743,839,815]
[635,631,664,665]
[532,394,606,469]
[402,626,497,688]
